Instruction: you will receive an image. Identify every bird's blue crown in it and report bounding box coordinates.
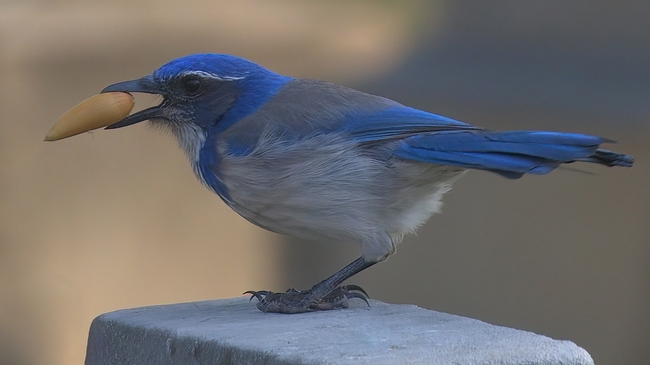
[152,53,278,82]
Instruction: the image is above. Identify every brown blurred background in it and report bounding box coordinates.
[1,1,648,364]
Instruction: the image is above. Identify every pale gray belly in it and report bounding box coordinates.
[216,134,465,261]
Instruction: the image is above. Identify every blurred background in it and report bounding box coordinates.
[1,1,648,364]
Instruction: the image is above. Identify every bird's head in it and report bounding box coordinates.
[101,54,290,159]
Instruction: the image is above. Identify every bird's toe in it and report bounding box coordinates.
[244,285,369,313]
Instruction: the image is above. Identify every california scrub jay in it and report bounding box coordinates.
[102,54,633,313]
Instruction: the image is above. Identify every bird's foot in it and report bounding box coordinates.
[244,285,369,314]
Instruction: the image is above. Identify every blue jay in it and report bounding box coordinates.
[102,54,633,313]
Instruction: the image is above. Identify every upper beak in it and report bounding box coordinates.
[101,76,169,129]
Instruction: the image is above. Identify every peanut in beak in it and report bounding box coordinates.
[44,92,134,141]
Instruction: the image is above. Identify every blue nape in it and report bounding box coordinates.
[214,74,291,134]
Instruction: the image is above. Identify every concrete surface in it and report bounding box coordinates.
[85,297,593,365]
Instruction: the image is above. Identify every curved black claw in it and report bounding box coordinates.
[322,285,370,308]
[243,285,370,314]
[243,290,269,302]
[342,284,369,298]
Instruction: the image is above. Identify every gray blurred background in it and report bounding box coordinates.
[1,1,647,364]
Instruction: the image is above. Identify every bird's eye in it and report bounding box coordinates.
[182,77,203,95]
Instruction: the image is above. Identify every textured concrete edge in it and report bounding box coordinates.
[560,340,595,365]
[85,316,312,365]
[84,299,595,365]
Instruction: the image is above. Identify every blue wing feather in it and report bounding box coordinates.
[335,106,625,178]
[404,131,605,160]
[340,106,479,143]
[393,130,612,178]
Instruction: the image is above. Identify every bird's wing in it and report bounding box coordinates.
[393,130,611,178]
[328,95,624,179]
[338,106,481,144]
[220,79,479,150]
[220,79,630,179]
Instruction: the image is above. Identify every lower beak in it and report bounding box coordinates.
[101,76,169,129]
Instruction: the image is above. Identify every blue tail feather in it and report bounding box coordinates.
[394,130,632,178]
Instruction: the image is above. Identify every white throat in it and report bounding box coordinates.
[152,120,207,182]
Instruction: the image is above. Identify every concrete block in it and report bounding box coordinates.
[85,297,593,365]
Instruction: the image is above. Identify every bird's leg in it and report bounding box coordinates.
[245,256,375,314]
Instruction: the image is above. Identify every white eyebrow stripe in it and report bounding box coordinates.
[184,70,246,81]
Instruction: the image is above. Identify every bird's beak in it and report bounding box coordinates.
[101,76,169,129]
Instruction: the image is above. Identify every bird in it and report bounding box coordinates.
[101,53,634,313]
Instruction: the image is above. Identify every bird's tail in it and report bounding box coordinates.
[394,130,634,179]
